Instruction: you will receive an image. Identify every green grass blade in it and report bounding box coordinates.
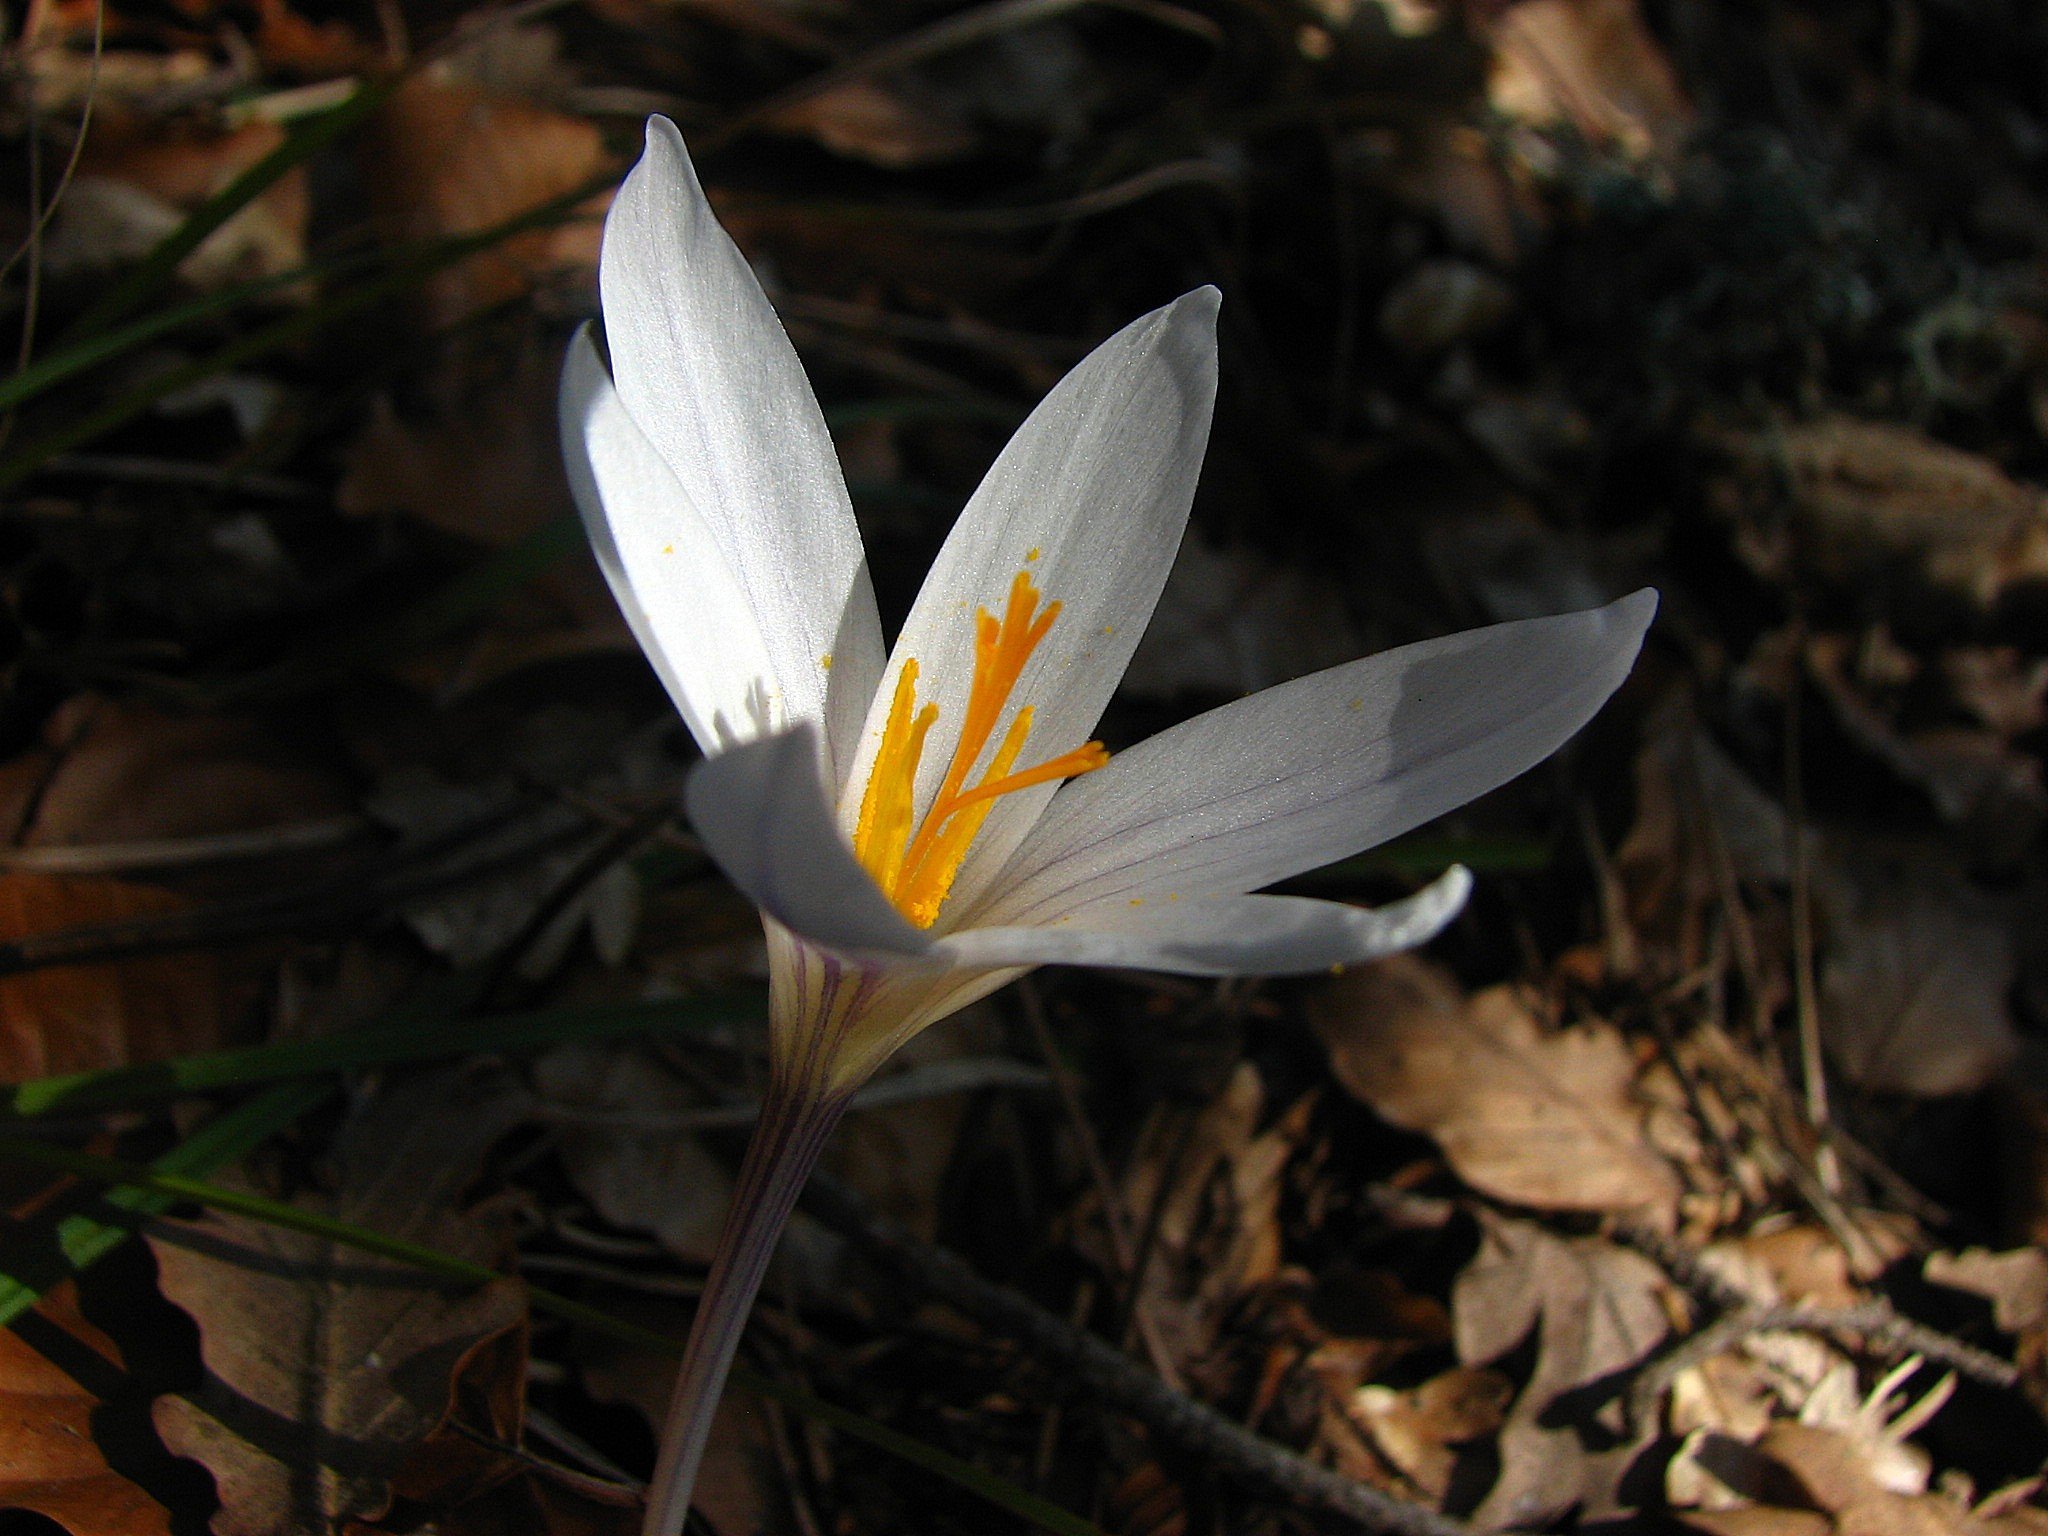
[0,1077,331,1324]
[0,262,334,413]
[60,78,398,343]
[0,1137,1109,1536]
[1,175,609,492]
[4,992,760,1118]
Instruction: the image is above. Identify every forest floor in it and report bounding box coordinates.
[5,1,2048,1533]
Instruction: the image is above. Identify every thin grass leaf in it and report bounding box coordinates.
[4,992,760,1118]
[57,77,399,344]
[0,1137,1110,1536]
[0,243,396,415]
[0,175,610,491]
[0,1078,332,1324]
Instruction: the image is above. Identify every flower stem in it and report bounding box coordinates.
[641,1076,848,1536]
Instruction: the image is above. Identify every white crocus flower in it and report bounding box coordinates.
[562,116,1655,1536]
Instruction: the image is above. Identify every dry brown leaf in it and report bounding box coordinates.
[337,362,578,551]
[1715,417,2048,616]
[1616,700,2020,1097]
[1453,1213,1672,1527]
[768,79,977,168]
[1944,648,2048,737]
[531,1042,739,1267]
[1312,955,1682,1216]
[821,1011,1009,1244]
[1924,1248,2048,1335]
[1832,1494,1981,1536]
[1751,1423,1980,1535]
[1805,635,2046,862]
[387,1316,531,1509]
[0,874,224,1079]
[1817,835,2018,1096]
[1742,1226,1863,1310]
[0,695,352,852]
[148,1070,530,1536]
[1681,1510,1834,1536]
[0,1282,173,1536]
[48,114,308,287]
[1382,121,1538,266]
[1488,0,1693,160]
[1347,1366,1513,1501]
[362,72,609,329]
[1114,1064,1308,1382]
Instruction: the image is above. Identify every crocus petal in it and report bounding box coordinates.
[969,591,1657,927]
[686,725,934,959]
[601,116,884,780]
[562,327,779,754]
[842,289,1221,907]
[937,868,1471,976]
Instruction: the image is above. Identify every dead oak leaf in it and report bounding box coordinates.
[1311,955,1682,1217]
[1924,1247,2048,1336]
[0,694,353,853]
[147,1069,530,1536]
[0,1282,172,1536]
[362,72,608,330]
[1711,416,2048,619]
[1454,1214,1673,1528]
[1816,834,2018,1097]
[0,874,225,1080]
[1488,0,1694,160]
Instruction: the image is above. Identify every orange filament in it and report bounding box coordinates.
[852,570,1109,928]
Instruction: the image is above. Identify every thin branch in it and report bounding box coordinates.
[800,1169,1478,1536]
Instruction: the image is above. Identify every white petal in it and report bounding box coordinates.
[841,289,1220,909]
[561,328,779,754]
[971,591,1657,926]
[601,116,884,781]
[937,869,1471,976]
[686,725,933,959]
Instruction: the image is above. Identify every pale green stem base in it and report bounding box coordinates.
[640,1078,849,1536]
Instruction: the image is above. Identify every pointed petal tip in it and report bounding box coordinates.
[621,114,704,222]
[1617,586,1659,630]
[1159,285,1220,338]
[1605,586,1659,661]
[642,112,686,158]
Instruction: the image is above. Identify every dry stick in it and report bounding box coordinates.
[1627,1301,2020,1436]
[1781,619,1834,1188]
[798,1170,1476,1536]
[1611,1221,2020,1420]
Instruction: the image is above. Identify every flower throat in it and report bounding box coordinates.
[854,570,1108,928]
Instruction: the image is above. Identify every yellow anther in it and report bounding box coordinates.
[852,570,1108,928]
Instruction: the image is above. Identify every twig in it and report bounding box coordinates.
[1782,619,1833,1170]
[1628,1300,2018,1435]
[799,1170,1477,1536]
[1611,1222,2021,1433]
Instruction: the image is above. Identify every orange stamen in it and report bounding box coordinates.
[852,570,1107,928]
